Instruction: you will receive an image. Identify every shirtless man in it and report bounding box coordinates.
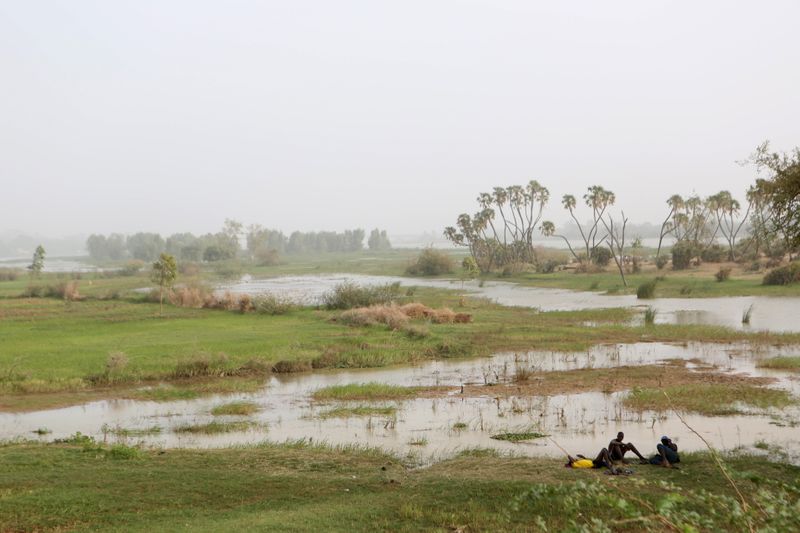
[608,432,648,464]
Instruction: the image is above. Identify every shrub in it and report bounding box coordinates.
[636,279,657,299]
[671,241,696,270]
[627,256,641,274]
[745,260,762,272]
[0,268,20,281]
[253,294,295,315]
[60,281,81,301]
[763,262,800,286]
[655,255,669,270]
[271,359,312,373]
[405,248,454,276]
[322,282,400,310]
[402,324,430,339]
[536,259,561,274]
[590,247,612,267]
[339,305,409,330]
[237,294,253,313]
[172,353,230,378]
[119,260,145,276]
[255,248,280,266]
[178,262,200,276]
[714,267,732,282]
[766,257,782,269]
[766,241,787,260]
[169,284,214,308]
[311,349,341,369]
[700,244,727,263]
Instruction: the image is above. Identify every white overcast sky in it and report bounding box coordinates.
[1,0,799,238]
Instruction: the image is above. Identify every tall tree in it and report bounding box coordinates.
[541,185,614,266]
[151,253,177,316]
[706,190,751,261]
[28,245,46,278]
[746,141,800,251]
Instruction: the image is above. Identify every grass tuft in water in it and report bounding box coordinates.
[174,421,260,434]
[313,382,421,401]
[644,306,657,325]
[490,431,548,442]
[742,304,754,325]
[318,406,397,419]
[211,401,259,416]
[757,356,800,371]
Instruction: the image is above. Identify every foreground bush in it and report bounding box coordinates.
[671,241,696,270]
[321,282,401,310]
[636,279,657,299]
[715,267,732,282]
[763,262,800,286]
[405,248,454,276]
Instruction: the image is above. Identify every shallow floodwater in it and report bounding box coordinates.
[0,258,105,273]
[220,274,800,333]
[3,343,799,463]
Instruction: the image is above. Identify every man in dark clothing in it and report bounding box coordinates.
[608,432,648,464]
[649,436,680,467]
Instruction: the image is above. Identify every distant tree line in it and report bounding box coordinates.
[86,219,391,264]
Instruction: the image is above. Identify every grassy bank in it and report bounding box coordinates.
[499,263,800,298]
[0,441,798,532]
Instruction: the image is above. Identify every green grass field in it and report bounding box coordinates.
[0,441,797,532]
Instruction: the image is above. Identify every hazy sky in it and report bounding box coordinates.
[2,1,799,238]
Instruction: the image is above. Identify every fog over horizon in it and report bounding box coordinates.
[2,1,799,242]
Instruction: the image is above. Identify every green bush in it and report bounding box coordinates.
[763,262,800,286]
[119,260,145,276]
[536,259,562,274]
[636,279,657,299]
[701,244,727,263]
[321,282,401,310]
[655,255,669,270]
[405,248,454,276]
[590,247,612,267]
[715,267,732,282]
[671,241,696,270]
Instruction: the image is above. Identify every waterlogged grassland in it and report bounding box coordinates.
[210,401,260,416]
[317,406,398,419]
[623,383,796,416]
[174,421,260,434]
[757,356,800,371]
[2,287,800,410]
[313,383,422,401]
[1,442,798,532]
[501,263,800,298]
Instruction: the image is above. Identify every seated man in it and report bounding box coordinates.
[649,436,680,467]
[565,448,614,471]
[608,431,648,464]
